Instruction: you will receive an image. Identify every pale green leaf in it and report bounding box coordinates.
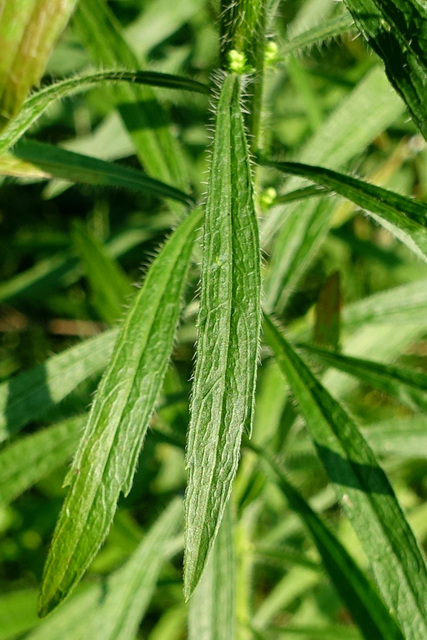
[263,313,427,640]
[257,448,404,640]
[38,207,202,616]
[300,343,427,413]
[73,0,194,191]
[84,498,182,640]
[0,589,39,640]
[189,503,235,640]
[0,0,78,130]
[0,329,117,442]
[72,221,133,324]
[363,417,427,460]
[262,66,405,310]
[184,73,261,598]
[0,416,83,506]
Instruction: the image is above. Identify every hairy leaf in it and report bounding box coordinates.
[184,73,261,598]
[39,207,202,616]
[262,159,427,262]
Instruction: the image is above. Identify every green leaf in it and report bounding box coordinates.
[0,416,83,506]
[263,313,427,640]
[0,0,79,131]
[256,448,404,640]
[262,159,427,262]
[343,277,427,328]
[38,207,202,616]
[0,329,117,442]
[188,503,235,640]
[72,221,133,324]
[10,140,195,206]
[279,13,356,58]
[74,0,194,191]
[268,624,362,639]
[184,73,261,598]
[0,69,208,154]
[300,343,427,413]
[342,0,427,139]
[262,66,405,310]
[83,498,182,640]
[363,417,427,460]
[313,272,341,349]
[0,589,39,640]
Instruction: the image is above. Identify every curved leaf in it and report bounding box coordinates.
[262,160,427,261]
[263,313,427,640]
[12,140,195,207]
[0,70,209,153]
[38,207,202,616]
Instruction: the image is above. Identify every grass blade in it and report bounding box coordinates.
[0,0,78,130]
[301,344,427,413]
[188,503,235,640]
[343,0,427,139]
[74,0,193,191]
[363,417,427,460]
[38,207,202,617]
[256,448,404,640]
[0,329,117,442]
[262,159,427,262]
[10,140,195,207]
[85,498,182,640]
[0,416,83,506]
[0,70,208,154]
[263,313,427,640]
[184,73,261,598]
[72,221,133,324]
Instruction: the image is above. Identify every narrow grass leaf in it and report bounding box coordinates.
[38,207,202,616]
[0,0,78,131]
[0,70,208,154]
[10,140,195,206]
[0,330,117,442]
[262,67,404,310]
[189,503,235,640]
[72,221,133,324]
[343,277,427,328]
[0,416,83,506]
[184,73,261,598]
[262,159,427,262]
[301,343,427,413]
[363,417,427,460]
[256,449,404,640]
[343,0,427,139]
[74,0,193,191]
[84,498,182,640]
[270,624,362,639]
[313,272,341,349]
[263,313,427,640]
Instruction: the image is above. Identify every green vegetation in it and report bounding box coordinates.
[0,0,426,638]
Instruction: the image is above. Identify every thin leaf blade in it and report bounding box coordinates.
[38,207,202,617]
[257,449,404,640]
[184,73,261,598]
[263,313,427,640]
[262,160,427,262]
